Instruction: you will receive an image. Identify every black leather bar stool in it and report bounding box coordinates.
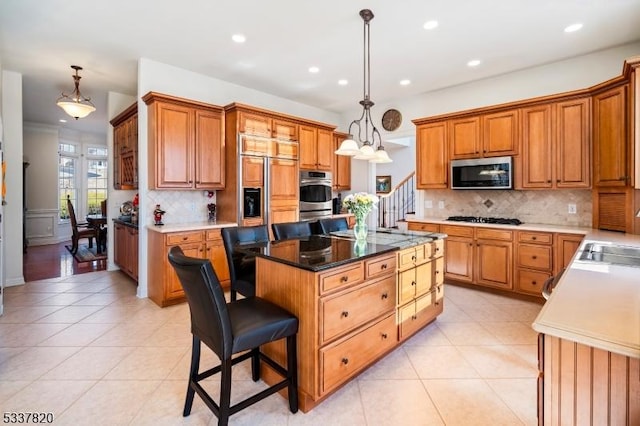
[168,246,299,426]
[221,225,269,301]
[317,217,349,234]
[271,221,312,240]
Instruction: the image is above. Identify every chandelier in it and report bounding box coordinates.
[56,65,96,120]
[335,9,392,163]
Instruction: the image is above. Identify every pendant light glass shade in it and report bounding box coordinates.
[336,9,392,163]
[57,65,96,120]
[334,137,361,156]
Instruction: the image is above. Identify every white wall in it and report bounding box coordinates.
[2,70,24,286]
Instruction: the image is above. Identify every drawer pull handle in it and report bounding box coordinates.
[435,301,440,306]
[381,333,388,339]
[532,236,537,240]
[532,281,537,285]
[341,358,349,365]
[411,281,416,286]
[381,264,388,270]
[411,315,417,320]
[381,293,388,299]
[411,255,416,261]
[182,237,188,241]
[532,256,537,260]
[340,275,349,282]
[341,311,349,318]
[435,270,440,274]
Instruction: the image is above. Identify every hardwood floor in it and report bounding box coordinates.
[23,241,106,282]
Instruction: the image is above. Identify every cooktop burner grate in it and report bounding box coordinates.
[446,216,523,225]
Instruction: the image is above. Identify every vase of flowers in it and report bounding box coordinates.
[342,192,379,242]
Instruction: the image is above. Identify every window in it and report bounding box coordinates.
[58,143,108,221]
[86,146,108,214]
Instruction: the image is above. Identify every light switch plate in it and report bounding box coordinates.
[438,200,445,209]
[568,204,577,214]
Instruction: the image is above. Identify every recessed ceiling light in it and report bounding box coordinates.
[467,59,481,67]
[231,34,246,43]
[308,66,320,73]
[400,79,411,86]
[423,20,439,30]
[338,79,348,86]
[564,23,583,33]
[59,119,67,123]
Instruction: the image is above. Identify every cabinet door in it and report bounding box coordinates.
[269,204,299,226]
[128,227,138,280]
[194,109,225,189]
[593,85,629,186]
[444,237,474,282]
[316,129,333,171]
[205,241,230,283]
[554,233,583,275]
[299,125,318,169]
[272,118,298,141]
[333,134,351,191]
[449,117,481,159]
[269,158,298,202]
[154,102,194,188]
[242,156,264,187]
[520,105,553,188]
[482,109,519,157]
[556,98,590,188]
[114,223,126,269]
[166,242,202,300]
[416,122,448,188]
[239,111,271,137]
[476,239,512,289]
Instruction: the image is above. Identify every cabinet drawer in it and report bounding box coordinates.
[242,137,271,156]
[516,268,550,295]
[321,275,396,343]
[205,229,222,241]
[319,262,364,294]
[476,228,513,241]
[408,222,440,233]
[518,244,552,270]
[365,253,397,279]
[430,239,444,259]
[166,232,203,245]
[397,245,426,270]
[518,231,552,245]
[273,140,298,159]
[320,313,396,394]
[398,289,444,340]
[441,224,474,238]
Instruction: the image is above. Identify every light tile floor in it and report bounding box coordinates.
[0,271,543,425]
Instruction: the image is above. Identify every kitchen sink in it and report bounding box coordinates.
[578,242,640,267]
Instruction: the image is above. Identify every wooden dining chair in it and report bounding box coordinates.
[67,197,96,254]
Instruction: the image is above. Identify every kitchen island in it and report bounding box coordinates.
[248,230,446,412]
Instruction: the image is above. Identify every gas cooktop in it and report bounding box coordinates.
[446,216,523,226]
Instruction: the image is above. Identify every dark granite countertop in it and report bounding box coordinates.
[113,217,139,229]
[237,229,445,272]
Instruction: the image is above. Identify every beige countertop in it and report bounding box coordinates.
[532,229,640,358]
[146,220,237,233]
[406,215,591,234]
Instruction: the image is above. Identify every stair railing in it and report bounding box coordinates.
[377,172,415,229]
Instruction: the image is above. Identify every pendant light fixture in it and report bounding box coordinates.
[335,9,392,163]
[56,65,96,120]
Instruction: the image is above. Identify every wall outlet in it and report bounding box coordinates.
[425,200,433,209]
[568,203,577,214]
[438,200,445,209]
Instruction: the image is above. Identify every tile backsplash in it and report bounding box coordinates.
[417,189,592,227]
[146,190,218,224]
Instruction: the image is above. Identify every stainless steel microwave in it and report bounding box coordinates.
[450,156,513,189]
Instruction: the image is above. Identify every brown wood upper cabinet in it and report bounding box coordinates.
[332,132,351,191]
[238,111,298,141]
[143,92,225,190]
[592,84,629,187]
[518,97,591,189]
[110,103,138,190]
[300,124,333,171]
[415,121,448,189]
[449,109,519,159]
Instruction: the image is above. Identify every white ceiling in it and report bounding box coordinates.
[1,0,640,136]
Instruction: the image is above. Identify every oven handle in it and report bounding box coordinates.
[300,179,332,186]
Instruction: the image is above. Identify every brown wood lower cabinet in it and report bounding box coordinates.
[147,228,230,307]
[538,334,640,425]
[113,221,138,281]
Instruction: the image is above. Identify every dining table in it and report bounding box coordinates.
[86,214,108,254]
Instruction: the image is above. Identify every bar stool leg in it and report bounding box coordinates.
[183,336,200,416]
